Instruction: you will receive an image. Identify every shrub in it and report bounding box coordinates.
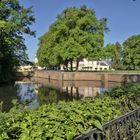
[0,83,140,139]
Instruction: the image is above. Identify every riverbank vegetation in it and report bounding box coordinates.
[0,83,140,139]
[0,0,35,83]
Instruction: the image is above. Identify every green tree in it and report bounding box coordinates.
[105,42,122,70]
[123,35,140,70]
[37,6,108,71]
[0,0,35,83]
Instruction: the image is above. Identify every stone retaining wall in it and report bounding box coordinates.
[34,70,140,83]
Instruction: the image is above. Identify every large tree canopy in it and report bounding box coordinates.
[123,35,140,70]
[37,6,108,71]
[105,42,122,70]
[0,0,35,82]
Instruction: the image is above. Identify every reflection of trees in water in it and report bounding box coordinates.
[64,86,102,98]
[37,85,106,105]
[0,84,19,111]
[37,86,83,105]
[16,83,37,105]
[0,80,111,111]
[38,87,57,104]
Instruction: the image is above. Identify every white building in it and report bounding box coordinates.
[61,59,109,71]
[35,57,109,71]
[18,65,33,72]
[35,57,46,70]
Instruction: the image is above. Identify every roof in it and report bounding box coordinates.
[100,62,108,66]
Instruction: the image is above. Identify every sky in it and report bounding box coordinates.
[20,0,140,61]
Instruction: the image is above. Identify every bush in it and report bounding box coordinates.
[0,83,140,139]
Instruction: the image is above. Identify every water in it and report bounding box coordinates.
[0,78,122,111]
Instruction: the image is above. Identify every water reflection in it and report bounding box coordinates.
[37,86,82,105]
[0,78,123,111]
[34,78,119,98]
[16,82,39,109]
[0,84,19,111]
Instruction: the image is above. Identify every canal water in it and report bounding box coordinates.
[0,78,122,111]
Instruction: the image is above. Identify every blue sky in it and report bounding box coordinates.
[20,0,140,61]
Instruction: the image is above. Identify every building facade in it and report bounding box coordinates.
[61,59,109,71]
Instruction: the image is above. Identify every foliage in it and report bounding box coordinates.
[0,0,35,83]
[0,83,140,139]
[105,83,140,98]
[37,6,108,71]
[105,42,122,70]
[105,83,140,113]
[103,34,140,71]
[122,35,140,70]
[0,97,121,140]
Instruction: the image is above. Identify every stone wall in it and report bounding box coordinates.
[34,70,140,83]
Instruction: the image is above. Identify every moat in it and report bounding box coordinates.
[0,77,124,111]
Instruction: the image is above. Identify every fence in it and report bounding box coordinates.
[75,107,140,140]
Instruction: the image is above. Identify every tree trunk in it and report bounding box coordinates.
[134,64,136,70]
[64,60,69,71]
[97,60,99,71]
[76,60,79,71]
[66,63,68,71]
[70,60,73,71]
[129,63,131,70]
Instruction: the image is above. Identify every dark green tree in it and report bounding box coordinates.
[37,6,108,71]
[123,35,140,70]
[105,42,122,70]
[0,0,35,83]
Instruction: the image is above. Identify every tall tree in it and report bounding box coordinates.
[37,6,108,71]
[0,0,35,83]
[105,42,122,69]
[123,35,140,70]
